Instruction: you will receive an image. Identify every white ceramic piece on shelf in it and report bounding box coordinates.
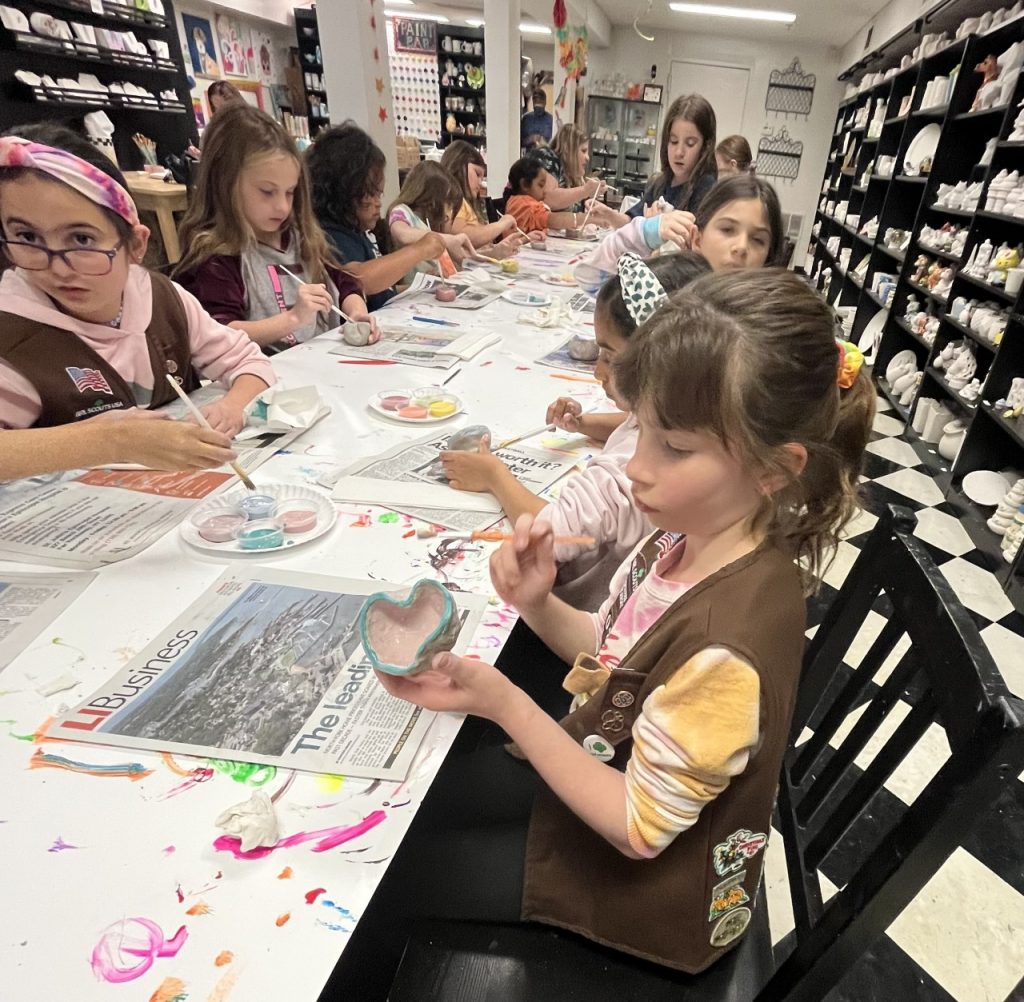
[963,471,1016,506]
[922,402,954,443]
[892,368,919,395]
[938,420,966,461]
[899,373,922,406]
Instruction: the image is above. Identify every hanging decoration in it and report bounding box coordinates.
[554,2,588,109]
[756,126,803,182]
[765,59,816,118]
[632,0,655,42]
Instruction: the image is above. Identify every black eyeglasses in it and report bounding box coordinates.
[0,238,126,276]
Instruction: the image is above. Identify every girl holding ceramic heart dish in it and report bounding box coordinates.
[0,127,273,481]
[175,103,376,353]
[334,270,874,996]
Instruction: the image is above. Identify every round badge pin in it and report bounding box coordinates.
[583,734,614,762]
[611,690,635,708]
[709,906,751,948]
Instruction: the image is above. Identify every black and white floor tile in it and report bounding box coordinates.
[761,392,1024,1002]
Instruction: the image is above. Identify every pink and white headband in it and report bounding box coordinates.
[0,136,139,226]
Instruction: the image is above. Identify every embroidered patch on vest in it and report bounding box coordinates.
[712,828,768,876]
[709,906,751,947]
[66,366,113,395]
[610,690,634,708]
[600,708,625,733]
[708,873,750,922]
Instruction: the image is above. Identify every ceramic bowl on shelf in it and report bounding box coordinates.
[963,470,1016,506]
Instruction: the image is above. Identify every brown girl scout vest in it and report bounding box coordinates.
[521,532,806,973]
[0,272,199,427]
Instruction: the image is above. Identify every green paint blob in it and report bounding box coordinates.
[207,758,277,786]
[378,512,399,524]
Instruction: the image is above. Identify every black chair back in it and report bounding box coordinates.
[764,505,1024,1002]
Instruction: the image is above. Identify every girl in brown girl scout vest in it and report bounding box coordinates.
[0,129,273,480]
[343,268,874,994]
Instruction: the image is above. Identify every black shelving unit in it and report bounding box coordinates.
[809,15,1024,606]
[0,0,195,168]
[293,6,327,138]
[436,24,484,148]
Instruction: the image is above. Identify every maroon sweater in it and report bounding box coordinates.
[176,255,362,328]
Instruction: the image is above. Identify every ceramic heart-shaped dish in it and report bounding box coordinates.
[359,579,460,676]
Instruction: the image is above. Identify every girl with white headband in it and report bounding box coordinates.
[0,130,273,480]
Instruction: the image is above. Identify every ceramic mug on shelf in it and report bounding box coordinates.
[1006,267,1024,296]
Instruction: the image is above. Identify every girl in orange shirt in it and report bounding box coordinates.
[505,157,584,237]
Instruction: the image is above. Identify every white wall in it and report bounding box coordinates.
[587,26,844,261]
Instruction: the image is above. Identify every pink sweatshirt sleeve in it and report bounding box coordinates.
[172,281,276,389]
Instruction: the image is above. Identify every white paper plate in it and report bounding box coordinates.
[502,289,553,307]
[541,273,578,287]
[859,309,888,356]
[181,483,336,555]
[368,388,464,424]
[904,124,941,174]
[962,470,1014,506]
[885,349,917,383]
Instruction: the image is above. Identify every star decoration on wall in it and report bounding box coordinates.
[378,106,388,122]
[375,77,385,94]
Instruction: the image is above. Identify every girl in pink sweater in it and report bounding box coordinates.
[0,131,273,480]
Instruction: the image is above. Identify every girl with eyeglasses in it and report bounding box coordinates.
[0,129,273,480]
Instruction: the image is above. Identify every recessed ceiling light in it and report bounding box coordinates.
[668,3,796,24]
[383,0,415,6]
[520,22,552,34]
[383,9,449,21]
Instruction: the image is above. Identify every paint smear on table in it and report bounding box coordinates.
[275,912,290,927]
[48,836,80,852]
[207,965,240,1002]
[276,866,293,879]
[214,950,234,967]
[29,749,152,780]
[90,918,188,984]
[149,976,188,1002]
[208,758,276,787]
[304,887,326,905]
[186,901,212,916]
[213,810,387,860]
[315,773,345,794]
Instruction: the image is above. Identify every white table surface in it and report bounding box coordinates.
[0,238,611,1001]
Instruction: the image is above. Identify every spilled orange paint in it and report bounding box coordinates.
[275,912,290,927]
[161,751,195,776]
[206,966,240,1002]
[276,866,293,880]
[186,900,212,916]
[149,976,187,1002]
[214,950,234,967]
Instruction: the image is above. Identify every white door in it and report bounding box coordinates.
[667,60,750,142]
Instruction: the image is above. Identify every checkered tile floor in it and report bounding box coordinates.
[761,392,1024,1002]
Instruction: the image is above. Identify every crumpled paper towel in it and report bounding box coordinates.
[215,790,279,852]
[239,385,330,440]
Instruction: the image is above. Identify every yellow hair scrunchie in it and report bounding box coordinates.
[837,340,864,390]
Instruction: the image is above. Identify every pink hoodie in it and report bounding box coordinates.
[0,265,275,428]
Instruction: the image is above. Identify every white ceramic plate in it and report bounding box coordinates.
[181,483,336,555]
[859,309,888,356]
[904,124,941,174]
[369,388,464,424]
[962,470,1014,506]
[541,272,578,287]
[501,289,553,307]
[885,349,917,383]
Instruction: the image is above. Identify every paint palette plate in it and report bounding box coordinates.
[501,289,553,307]
[181,483,336,555]
[540,272,578,287]
[369,388,464,424]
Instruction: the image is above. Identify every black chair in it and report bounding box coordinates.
[387,506,1024,1002]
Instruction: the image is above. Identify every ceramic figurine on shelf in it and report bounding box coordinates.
[926,260,943,290]
[933,267,955,297]
[989,480,1024,535]
[1004,376,1024,417]
[912,254,930,284]
[899,371,922,406]
[905,295,921,319]
[973,239,994,277]
[1010,96,1024,141]
[972,54,1002,111]
[938,419,966,461]
[960,377,982,402]
[924,316,941,345]
[934,341,957,371]
[945,344,977,389]
[988,244,1021,286]
[1001,507,1024,563]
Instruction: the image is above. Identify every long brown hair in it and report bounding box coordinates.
[439,140,486,223]
[174,103,338,285]
[653,93,717,203]
[716,134,753,173]
[551,123,588,187]
[387,160,462,232]
[614,269,874,589]
[696,174,785,266]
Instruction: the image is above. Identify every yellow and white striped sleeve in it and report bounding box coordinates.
[625,647,761,858]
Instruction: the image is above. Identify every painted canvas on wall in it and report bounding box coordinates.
[214,12,247,78]
[182,14,220,79]
[256,31,277,85]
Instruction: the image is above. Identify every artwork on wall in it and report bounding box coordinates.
[214,12,247,78]
[765,58,816,118]
[192,96,206,130]
[182,14,220,79]
[256,31,277,85]
[757,126,803,182]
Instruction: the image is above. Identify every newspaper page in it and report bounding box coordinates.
[327,322,500,368]
[0,570,96,670]
[51,569,487,781]
[535,338,600,375]
[384,271,502,310]
[332,431,579,532]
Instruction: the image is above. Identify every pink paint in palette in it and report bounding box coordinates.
[370,387,463,424]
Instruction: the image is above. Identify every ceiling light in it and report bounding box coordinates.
[383,9,449,21]
[465,18,484,26]
[668,3,796,24]
[383,0,415,6]
[520,22,552,34]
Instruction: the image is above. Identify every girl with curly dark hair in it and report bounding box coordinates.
[307,122,444,310]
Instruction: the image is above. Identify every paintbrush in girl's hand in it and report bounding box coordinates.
[164,375,256,490]
[440,531,596,546]
[277,265,354,323]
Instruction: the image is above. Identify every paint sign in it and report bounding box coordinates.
[392,17,436,54]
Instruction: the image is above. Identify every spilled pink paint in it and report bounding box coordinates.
[90,918,188,984]
[213,810,387,860]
